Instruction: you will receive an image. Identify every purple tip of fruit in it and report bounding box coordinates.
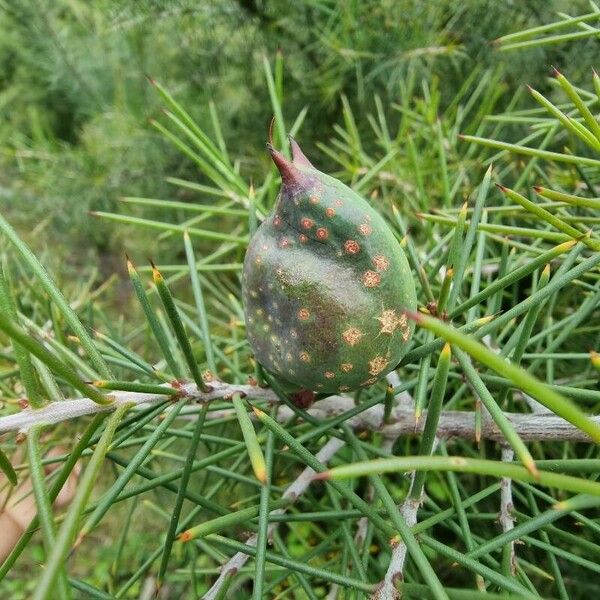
[288,135,314,168]
[267,143,303,187]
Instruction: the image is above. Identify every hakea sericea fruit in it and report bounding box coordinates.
[242,138,417,393]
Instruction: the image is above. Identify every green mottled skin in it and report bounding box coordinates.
[242,143,417,393]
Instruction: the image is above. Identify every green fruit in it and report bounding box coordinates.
[242,138,417,393]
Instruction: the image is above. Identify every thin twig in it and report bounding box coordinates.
[373,494,420,600]
[202,437,345,600]
[500,447,516,575]
[375,440,439,600]
[372,374,417,599]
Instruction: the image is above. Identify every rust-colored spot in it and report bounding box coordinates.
[341,363,353,372]
[300,217,314,229]
[324,371,335,379]
[373,255,390,271]
[342,328,363,346]
[339,385,351,392]
[299,234,308,243]
[316,227,328,240]
[377,309,407,335]
[279,238,290,249]
[299,351,310,363]
[368,356,388,376]
[273,215,282,227]
[309,194,320,204]
[325,207,336,217]
[362,270,381,288]
[334,198,343,207]
[344,240,360,255]
[361,377,378,386]
[298,308,310,321]
[358,223,373,236]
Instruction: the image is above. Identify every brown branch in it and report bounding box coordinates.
[1,381,598,444]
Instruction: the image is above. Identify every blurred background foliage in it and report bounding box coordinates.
[1,0,598,278]
[0,1,599,597]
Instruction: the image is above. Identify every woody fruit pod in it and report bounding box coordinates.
[242,138,417,393]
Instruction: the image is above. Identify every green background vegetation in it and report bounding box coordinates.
[0,1,599,598]
[1,0,597,269]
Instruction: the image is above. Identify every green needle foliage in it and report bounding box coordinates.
[0,4,599,599]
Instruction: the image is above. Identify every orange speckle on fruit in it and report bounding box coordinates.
[309,194,320,204]
[339,385,350,392]
[377,309,406,335]
[373,255,390,271]
[358,223,373,236]
[273,215,282,227]
[340,363,353,372]
[325,207,335,217]
[342,328,363,346]
[298,308,310,321]
[279,238,290,249]
[299,351,310,362]
[316,227,328,240]
[299,234,308,243]
[324,371,335,379]
[362,270,381,288]
[334,198,343,207]
[368,356,388,376]
[300,217,314,229]
[344,240,360,255]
